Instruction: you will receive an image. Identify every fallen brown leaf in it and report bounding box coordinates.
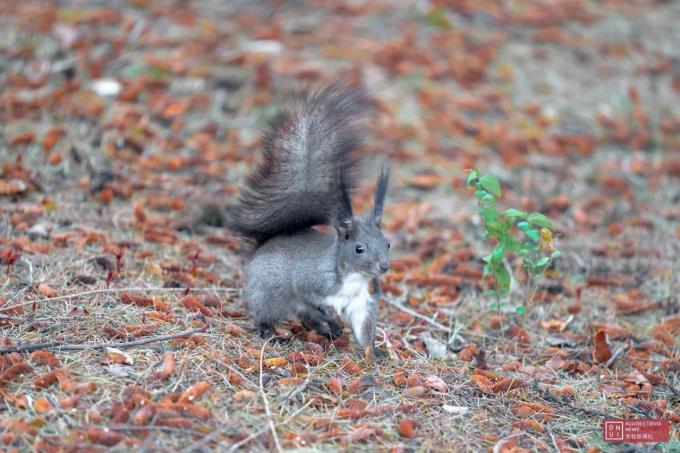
[592,329,613,363]
[152,351,175,380]
[397,418,417,438]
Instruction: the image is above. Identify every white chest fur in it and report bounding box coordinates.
[323,273,372,317]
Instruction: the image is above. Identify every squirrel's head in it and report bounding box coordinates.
[335,167,390,277]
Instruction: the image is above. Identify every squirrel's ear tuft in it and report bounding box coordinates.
[336,178,355,240]
[372,166,390,227]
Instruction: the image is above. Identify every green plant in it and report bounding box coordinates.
[466,169,560,314]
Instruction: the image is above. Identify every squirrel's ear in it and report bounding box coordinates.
[335,217,355,241]
[372,166,390,227]
[336,178,355,240]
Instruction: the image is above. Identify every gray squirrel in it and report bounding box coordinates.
[229,83,390,355]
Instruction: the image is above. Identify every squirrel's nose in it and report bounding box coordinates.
[379,263,389,273]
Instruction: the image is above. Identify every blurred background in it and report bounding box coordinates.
[3,0,680,292]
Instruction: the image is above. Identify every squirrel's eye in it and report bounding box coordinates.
[387,242,391,249]
[355,244,364,254]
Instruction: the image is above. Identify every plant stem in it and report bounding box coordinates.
[524,271,533,308]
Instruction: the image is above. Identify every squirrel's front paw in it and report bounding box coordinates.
[363,345,386,364]
[372,347,387,362]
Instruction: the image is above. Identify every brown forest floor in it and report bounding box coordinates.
[1,0,680,451]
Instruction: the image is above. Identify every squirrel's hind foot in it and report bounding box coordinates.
[300,315,333,339]
[258,323,290,344]
[300,306,344,340]
[328,320,344,339]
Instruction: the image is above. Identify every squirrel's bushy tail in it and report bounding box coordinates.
[230,83,371,245]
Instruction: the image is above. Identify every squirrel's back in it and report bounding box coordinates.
[229,83,371,245]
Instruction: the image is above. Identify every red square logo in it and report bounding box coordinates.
[604,420,624,441]
[603,419,670,443]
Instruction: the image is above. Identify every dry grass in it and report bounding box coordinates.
[1,0,680,451]
[1,239,678,451]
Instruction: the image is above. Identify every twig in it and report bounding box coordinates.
[605,344,629,368]
[385,297,498,340]
[1,286,238,312]
[178,428,225,452]
[549,431,559,452]
[109,423,209,437]
[212,358,258,390]
[665,383,680,398]
[383,298,450,332]
[259,339,282,453]
[532,380,612,418]
[3,287,27,305]
[623,403,652,416]
[227,399,315,452]
[228,430,268,453]
[0,328,202,354]
[0,315,25,323]
[282,369,313,402]
[377,326,401,362]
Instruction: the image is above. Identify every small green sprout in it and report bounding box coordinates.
[466,169,560,314]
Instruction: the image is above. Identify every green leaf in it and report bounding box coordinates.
[485,221,505,238]
[535,257,550,267]
[495,266,511,293]
[484,289,498,298]
[474,190,487,198]
[150,65,170,78]
[482,193,495,202]
[526,229,540,242]
[503,237,524,253]
[479,175,502,198]
[491,245,505,265]
[515,306,526,316]
[466,169,479,187]
[425,7,449,28]
[481,206,499,224]
[502,208,526,219]
[551,251,561,259]
[517,221,530,231]
[518,248,529,256]
[527,212,553,229]
[122,62,146,78]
